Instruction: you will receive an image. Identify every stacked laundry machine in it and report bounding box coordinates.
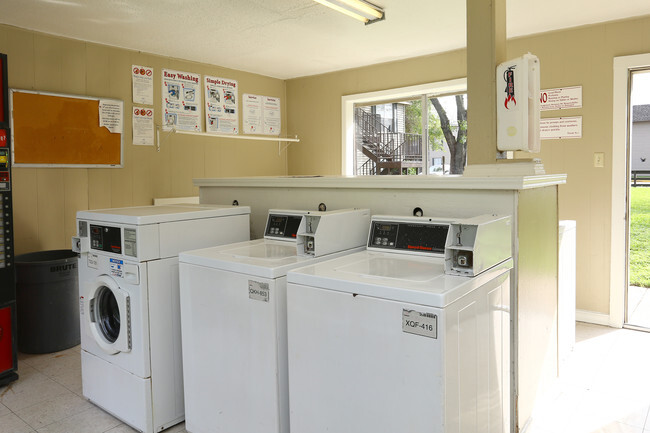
[73,204,250,433]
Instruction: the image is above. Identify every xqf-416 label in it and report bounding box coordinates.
[402,309,437,339]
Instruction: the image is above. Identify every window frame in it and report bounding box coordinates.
[341,78,467,176]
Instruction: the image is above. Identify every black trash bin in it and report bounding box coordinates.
[15,250,80,354]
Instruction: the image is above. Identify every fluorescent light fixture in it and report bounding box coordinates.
[314,0,385,24]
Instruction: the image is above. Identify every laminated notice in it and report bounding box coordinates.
[402,309,437,339]
[124,228,137,257]
[249,280,269,302]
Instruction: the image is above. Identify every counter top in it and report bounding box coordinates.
[194,174,567,190]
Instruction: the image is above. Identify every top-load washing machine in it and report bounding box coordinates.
[74,204,251,433]
[178,208,370,433]
[286,214,513,433]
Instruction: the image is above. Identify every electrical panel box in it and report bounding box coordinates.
[297,208,370,257]
[445,214,512,277]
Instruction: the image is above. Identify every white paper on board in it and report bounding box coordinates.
[132,65,154,105]
[132,106,154,146]
[99,100,123,134]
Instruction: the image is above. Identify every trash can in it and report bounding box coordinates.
[15,250,80,354]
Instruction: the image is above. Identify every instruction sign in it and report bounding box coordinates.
[243,94,282,135]
[262,96,281,135]
[132,106,154,146]
[131,65,154,105]
[540,86,582,111]
[243,94,262,134]
[204,76,239,135]
[540,116,582,139]
[162,69,202,132]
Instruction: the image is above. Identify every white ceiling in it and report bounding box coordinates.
[1,0,650,79]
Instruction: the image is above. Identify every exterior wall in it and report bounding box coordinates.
[632,121,650,172]
[0,25,288,255]
[286,14,650,316]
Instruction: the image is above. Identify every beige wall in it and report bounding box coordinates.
[5,14,650,314]
[286,15,650,315]
[0,25,288,256]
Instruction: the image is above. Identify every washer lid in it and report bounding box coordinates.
[180,239,362,279]
[287,251,512,308]
[77,204,250,225]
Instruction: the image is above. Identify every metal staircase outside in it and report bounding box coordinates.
[355,108,422,175]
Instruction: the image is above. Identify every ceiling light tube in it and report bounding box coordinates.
[338,0,383,19]
[314,0,384,24]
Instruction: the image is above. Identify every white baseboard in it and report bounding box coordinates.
[576,309,611,326]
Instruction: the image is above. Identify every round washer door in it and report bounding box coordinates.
[86,275,131,355]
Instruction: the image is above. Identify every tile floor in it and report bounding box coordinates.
[0,346,186,433]
[528,322,650,433]
[1,322,650,433]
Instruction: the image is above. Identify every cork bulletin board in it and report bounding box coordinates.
[10,89,123,167]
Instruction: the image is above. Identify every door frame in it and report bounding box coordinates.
[611,54,650,327]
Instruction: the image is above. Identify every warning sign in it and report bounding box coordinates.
[540,86,582,111]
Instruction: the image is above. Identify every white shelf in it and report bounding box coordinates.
[171,129,300,142]
[155,126,299,152]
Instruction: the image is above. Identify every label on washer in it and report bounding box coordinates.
[402,309,437,339]
[124,228,137,257]
[79,297,84,316]
[87,253,98,269]
[110,258,124,278]
[248,280,269,302]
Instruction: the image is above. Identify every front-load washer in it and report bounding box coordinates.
[286,214,513,433]
[74,204,251,433]
[178,208,370,433]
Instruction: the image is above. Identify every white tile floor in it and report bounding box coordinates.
[2,322,650,433]
[0,346,186,433]
[528,322,650,433]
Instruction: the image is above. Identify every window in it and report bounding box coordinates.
[342,79,467,176]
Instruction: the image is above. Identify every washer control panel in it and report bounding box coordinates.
[368,220,449,254]
[264,211,306,240]
[90,224,122,254]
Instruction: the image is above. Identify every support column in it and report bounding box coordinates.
[466,0,506,165]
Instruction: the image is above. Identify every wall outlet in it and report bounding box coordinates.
[594,152,605,168]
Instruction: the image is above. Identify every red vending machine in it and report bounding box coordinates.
[0,52,18,387]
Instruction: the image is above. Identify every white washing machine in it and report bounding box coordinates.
[74,204,251,433]
[286,214,513,433]
[178,208,370,433]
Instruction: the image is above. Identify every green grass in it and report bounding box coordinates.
[629,187,650,287]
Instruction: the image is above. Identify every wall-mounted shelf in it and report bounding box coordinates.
[155,126,299,154]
